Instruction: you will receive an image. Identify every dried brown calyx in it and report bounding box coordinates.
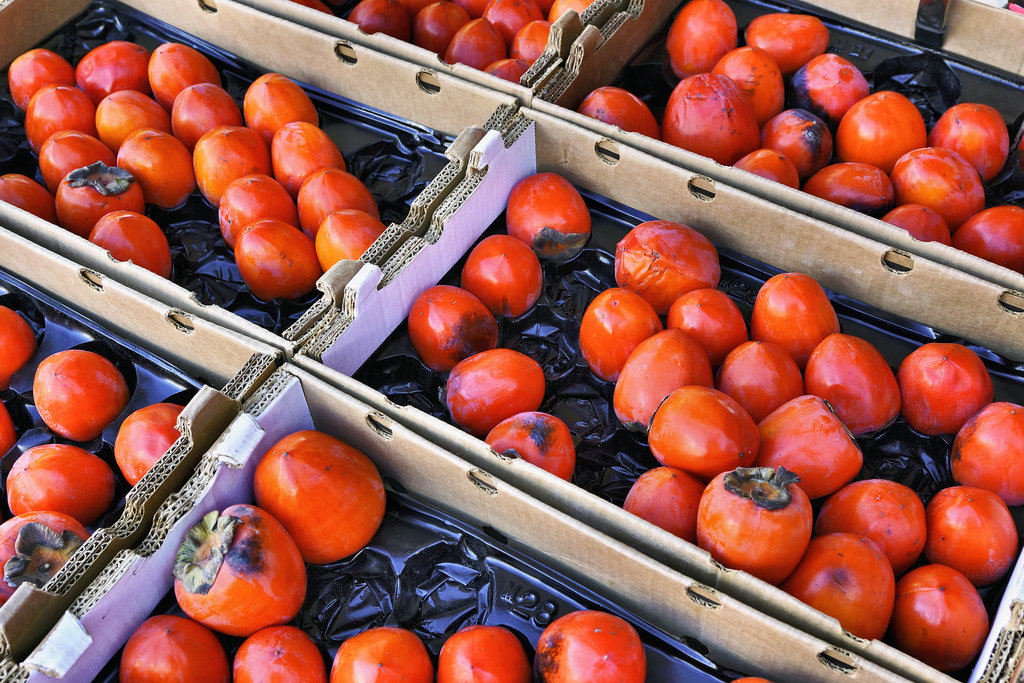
[4,522,86,589]
[722,466,801,511]
[66,161,135,196]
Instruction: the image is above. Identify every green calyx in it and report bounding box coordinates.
[173,510,238,595]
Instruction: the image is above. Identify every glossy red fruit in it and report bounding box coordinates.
[192,125,272,207]
[413,1,472,54]
[484,58,531,82]
[483,0,543,46]
[148,42,222,112]
[534,610,646,683]
[760,109,832,182]
[171,83,244,152]
[952,205,1024,274]
[117,128,196,209]
[897,342,993,435]
[114,402,183,486]
[613,328,713,431]
[578,287,662,383]
[33,349,129,441]
[89,210,173,279]
[75,40,151,104]
[665,0,737,80]
[25,85,97,154]
[744,13,828,75]
[924,485,1018,587]
[804,333,900,435]
[38,130,116,193]
[271,121,346,198]
[0,402,15,456]
[297,167,379,237]
[0,305,36,391]
[243,73,319,146]
[712,47,784,127]
[408,285,499,372]
[331,627,433,683]
[505,172,591,261]
[55,162,145,238]
[716,341,803,424]
[120,615,230,683]
[755,395,863,500]
[437,625,531,683]
[890,565,988,672]
[7,49,75,111]
[95,90,173,153]
[890,147,986,232]
[218,174,300,249]
[615,220,720,315]
[0,511,88,605]
[881,204,951,245]
[952,401,1024,506]
[7,444,116,525]
[234,625,328,683]
[460,234,543,318]
[623,466,705,542]
[485,411,575,480]
[836,91,927,176]
[349,0,413,39]
[444,18,507,70]
[662,73,760,166]
[733,148,800,189]
[815,479,926,576]
[235,218,322,301]
[750,272,839,369]
[789,54,869,130]
[928,103,1009,182]
[666,288,747,368]
[576,86,660,139]
[315,209,387,271]
[446,348,545,436]
[803,162,894,217]
[510,19,551,63]
[0,174,57,224]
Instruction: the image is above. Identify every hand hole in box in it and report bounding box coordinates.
[77,269,104,291]
[816,648,859,675]
[881,249,915,276]
[416,70,441,95]
[164,310,195,335]
[334,42,358,65]
[467,469,498,495]
[687,176,716,202]
[594,140,620,166]
[365,411,393,439]
[685,585,721,610]
[197,0,217,12]
[997,290,1024,316]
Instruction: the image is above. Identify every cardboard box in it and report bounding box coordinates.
[293,106,1024,682]
[3,361,916,681]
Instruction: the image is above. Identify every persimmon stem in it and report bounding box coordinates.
[4,522,85,589]
[66,161,135,196]
[722,466,801,510]
[174,510,238,595]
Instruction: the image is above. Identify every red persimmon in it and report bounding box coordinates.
[534,610,646,683]
[716,340,803,423]
[271,120,346,198]
[460,234,543,317]
[414,1,472,54]
[234,625,328,683]
[171,83,244,152]
[25,85,97,154]
[55,161,146,238]
[485,411,576,480]
[331,627,433,683]
[712,46,784,127]
[218,174,299,249]
[0,305,36,390]
[349,0,413,40]
[510,19,550,63]
[0,402,14,455]
[7,444,116,525]
[148,42,222,112]
[117,128,196,209]
[890,147,985,232]
[89,210,173,278]
[928,103,1009,182]
[744,13,828,75]
[803,161,895,217]
[505,172,591,261]
[0,511,88,605]
[896,342,993,435]
[484,58,531,82]
[315,209,387,271]
[789,53,869,129]
[445,18,507,70]
[193,125,272,206]
[408,284,499,372]
[94,90,172,153]
[297,167,379,237]
[243,73,319,146]
[881,204,951,245]
[952,401,1024,506]
[760,109,832,182]
[33,348,129,441]
[665,0,737,80]
[120,615,230,683]
[75,40,151,105]
[7,48,75,111]
[835,91,927,175]
[546,0,589,21]
[446,348,545,436]
[38,130,116,194]
[235,218,322,300]
[662,73,759,166]
[666,287,747,368]
[0,174,57,224]
[113,402,183,486]
[579,287,662,383]
[924,485,1018,586]
[732,149,800,189]
[576,86,660,139]
[438,625,531,683]
[483,0,543,47]
[750,272,839,369]
[623,466,705,542]
[952,205,1024,274]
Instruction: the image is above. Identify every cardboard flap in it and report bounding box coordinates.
[547,9,585,60]
[175,386,239,446]
[0,582,64,660]
[468,129,510,174]
[313,259,366,307]
[206,412,267,469]
[23,612,92,678]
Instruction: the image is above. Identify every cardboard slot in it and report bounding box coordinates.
[594,139,622,165]
[77,269,104,292]
[333,40,358,63]
[997,291,1024,316]
[164,310,196,335]
[415,69,442,95]
[819,649,861,676]
[881,249,916,275]
[687,176,717,203]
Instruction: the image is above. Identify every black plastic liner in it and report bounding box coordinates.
[0,0,453,334]
[0,267,202,530]
[93,486,745,681]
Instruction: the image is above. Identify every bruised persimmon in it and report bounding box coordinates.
[665,0,737,80]
[662,73,759,165]
[881,204,951,245]
[0,305,36,391]
[510,19,550,63]
[117,128,196,208]
[485,411,576,480]
[193,125,271,206]
[148,42,222,111]
[7,444,116,525]
[75,40,150,105]
[579,287,662,383]
[712,46,783,127]
[234,626,327,683]
[243,73,319,146]
[114,402,183,485]
[171,83,244,152]
[733,148,800,189]
[25,85,97,154]
[760,109,832,182]
[897,342,993,436]
[218,174,299,249]
[89,210,173,278]
[623,466,705,542]
[952,401,1024,506]
[38,130,116,194]
[952,205,1024,274]
[890,147,985,233]
[7,48,75,111]
[0,511,88,605]
[750,272,839,369]
[534,611,646,683]
[460,233,543,317]
[484,58,531,82]
[483,0,543,47]
[297,167,379,237]
[95,90,173,153]
[33,348,129,441]
[613,328,712,431]
[835,91,927,175]
[506,172,591,261]
[716,341,803,424]
[928,103,1009,182]
[271,121,346,198]
[446,348,545,436]
[802,162,894,217]
[235,218,322,300]
[744,13,828,76]
[576,86,660,139]
[790,53,869,129]
[666,287,747,367]
[438,625,531,683]
[55,161,145,238]
[315,209,387,271]
[413,1,472,54]
[349,0,413,40]
[445,18,508,71]
[924,486,1018,587]
[120,615,230,683]
[331,627,433,683]
[0,174,57,224]
[408,285,498,372]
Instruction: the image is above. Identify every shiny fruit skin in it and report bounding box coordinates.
[760,109,832,182]
[0,305,36,390]
[576,86,660,139]
[712,46,783,127]
[460,234,543,317]
[0,511,88,605]
[174,504,307,637]
[615,219,720,315]
[835,91,927,175]
[952,205,1024,274]
[0,402,14,455]
[803,162,894,217]
[890,147,985,232]
[408,285,499,372]
[505,172,591,261]
[446,348,545,436]
[120,615,229,683]
[330,627,433,683]
[484,58,530,82]
[254,430,386,564]
[25,85,98,154]
[33,349,129,441]
[117,128,196,209]
[744,13,828,75]
[789,53,869,129]
[780,533,895,641]
[414,1,472,54]
[665,0,737,80]
[546,0,588,22]
[243,73,319,146]
[483,0,543,47]
[662,73,760,166]
[890,565,988,672]
[928,103,1009,182]
[95,90,173,153]
[533,610,646,683]
[924,485,1018,587]
[55,166,146,239]
[114,402,183,486]
[38,131,116,194]
[444,18,507,71]
[315,209,387,271]
[438,624,531,683]
[485,411,575,480]
[218,174,299,249]
[897,342,993,435]
[881,204,951,245]
[614,328,713,431]
[815,479,926,576]
[234,625,328,683]
[750,272,839,369]
[578,287,662,383]
[75,40,151,105]
[0,174,57,224]
[697,467,813,585]
[510,19,551,63]
[952,401,1024,506]
[349,0,413,40]
[716,341,803,424]
[7,444,116,525]
[192,125,272,206]
[623,466,705,542]
[666,288,747,368]
[804,333,900,435]
[148,42,221,112]
[733,148,800,189]
[89,210,173,278]
[271,121,346,198]
[235,218,322,301]
[297,167,379,237]
[648,385,758,481]
[7,48,75,111]
[171,83,244,152]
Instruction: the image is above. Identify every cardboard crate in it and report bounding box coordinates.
[292,105,1024,683]
[0,226,282,664]
[2,361,916,681]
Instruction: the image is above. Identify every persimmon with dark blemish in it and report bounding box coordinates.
[534,610,646,682]
[760,109,832,182]
[802,162,894,217]
[506,172,591,262]
[789,53,868,129]
[409,284,499,371]
[485,411,575,480]
[0,512,88,605]
[662,73,760,166]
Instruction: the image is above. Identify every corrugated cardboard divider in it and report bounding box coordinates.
[971,552,1024,683]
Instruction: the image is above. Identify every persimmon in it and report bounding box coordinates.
[446,348,545,435]
[38,130,116,193]
[744,13,828,75]
[218,174,299,249]
[413,1,471,54]
[315,209,387,271]
[716,341,803,423]
[0,305,36,390]
[349,0,413,40]
[0,402,15,455]
[89,210,173,278]
[399,0,436,15]
[506,172,591,261]
[483,0,543,47]
[114,402,183,485]
[534,611,646,683]
[924,486,1018,586]
[0,174,57,224]
[460,234,543,317]
[235,218,322,300]
[171,83,244,152]
[576,86,660,139]
[733,149,800,188]
[331,627,433,683]
[789,54,869,129]
[148,42,222,111]
[174,504,307,637]
[438,625,530,683]
[444,18,507,70]
[881,204,951,245]
[510,19,550,63]
[485,58,531,82]
[120,615,230,683]
[33,348,129,441]
[55,161,145,238]
[952,205,1024,274]
[665,0,737,80]
[547,0,589,21]
[0,511,88,605]
[25,85,97,153]
[485,411,575,480]
[712,46,784,127]
[890,147,985,232]
[897,342,993,435]
[271,121,346,198]
[117,128,196,208]
[666,287,747,367]
[750,272,839,369]
[7,444,116,525]
[243,73,319,146]
[408,285,499,372]
[94,90,172,153]
[928,103,1009,182]
[835,91,927,175]
[623,466,705,542]
[297,167,379,237]
[662,73,759,166]
[760,109,832,182]
[7,48,75,111]
[952,401,1024,506]
[75,40,151,104]
[254,430,386,564]
[193,125,272,206]
[578,287,662,382]
[234,626,328,683]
